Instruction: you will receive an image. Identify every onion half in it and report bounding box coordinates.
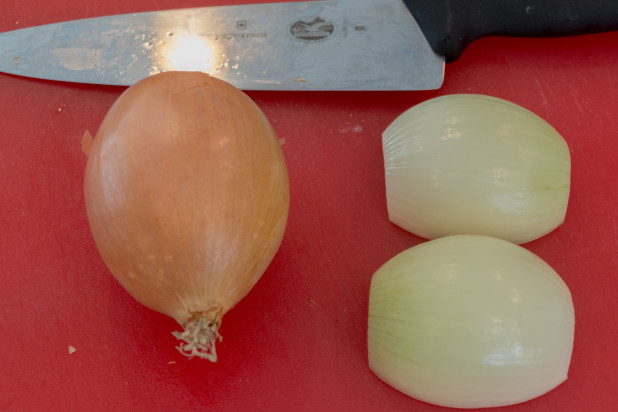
[382,94,571,244]
[84,71,289,361]
[368,235,575,408]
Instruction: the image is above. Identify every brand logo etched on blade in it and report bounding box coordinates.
[289,17,335,43]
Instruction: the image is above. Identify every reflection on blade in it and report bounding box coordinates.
[159,32,220,74]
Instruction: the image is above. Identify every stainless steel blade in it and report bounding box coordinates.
[0,0,444,90]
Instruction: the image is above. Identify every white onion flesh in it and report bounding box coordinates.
[382,94,571,244]
[367,235,574,409]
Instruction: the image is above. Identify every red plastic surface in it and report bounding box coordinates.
[1,1,617,411]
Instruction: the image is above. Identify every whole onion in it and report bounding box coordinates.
[83,71,289,361]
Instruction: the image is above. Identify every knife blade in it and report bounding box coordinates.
[0,0,617,90]
[0,0,444,90]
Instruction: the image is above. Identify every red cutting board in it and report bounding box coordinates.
[1,1,617,411]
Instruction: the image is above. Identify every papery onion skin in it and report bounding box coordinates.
[84,71,289,361]
[382,94,571,244]
[368,235,574,409]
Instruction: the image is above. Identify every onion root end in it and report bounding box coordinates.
[172,312,223,362]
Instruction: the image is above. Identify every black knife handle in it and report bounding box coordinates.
[402,0,618,62]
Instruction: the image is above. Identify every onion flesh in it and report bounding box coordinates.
[382,94,571,244]
[367,235,574,408]
[84,71,289,361]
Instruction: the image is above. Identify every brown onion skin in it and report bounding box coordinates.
[84,71,289,330]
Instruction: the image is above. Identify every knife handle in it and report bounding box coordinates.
[403,0,618,62]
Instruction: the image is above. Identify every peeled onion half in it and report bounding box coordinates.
[84,71,289,361]
[382,94,571,244]
[368,235,575,408]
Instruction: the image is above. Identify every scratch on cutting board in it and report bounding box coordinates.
[339,125,363,134]
[566,82,586,117]
[534,78,549,107]
[282,340,303,394]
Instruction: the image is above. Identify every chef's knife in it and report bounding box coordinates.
[1,0,617,90]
